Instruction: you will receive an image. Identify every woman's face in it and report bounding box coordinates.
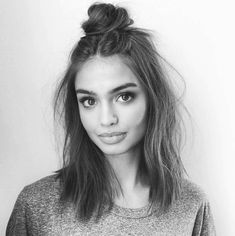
[75,55,147,156]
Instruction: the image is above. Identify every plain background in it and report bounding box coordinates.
[0,0,234,235]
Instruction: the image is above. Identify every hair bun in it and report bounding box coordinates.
[82,3,133,36]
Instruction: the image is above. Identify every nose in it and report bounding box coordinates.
[100,102,118,127]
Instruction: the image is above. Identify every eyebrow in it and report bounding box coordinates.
[75,82,138,95]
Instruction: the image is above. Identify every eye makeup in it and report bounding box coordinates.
[116,91,136,103]
[78,91,137,109]
[78,96,96,109]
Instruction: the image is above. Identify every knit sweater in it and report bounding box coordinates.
[6,174,216,235]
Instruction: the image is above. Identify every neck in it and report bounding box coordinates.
[105,146,149,194]
[105,148,150,208]
[105,148,141,189]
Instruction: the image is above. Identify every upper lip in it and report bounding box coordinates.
[98,132,126,137]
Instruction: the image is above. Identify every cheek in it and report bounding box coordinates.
[123,101,147,130]
[79,110,95,132]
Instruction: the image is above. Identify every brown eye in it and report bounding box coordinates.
[86,99,95,106]
[79,97,96,108]
[117,92,135,103]
[121,94,131,101]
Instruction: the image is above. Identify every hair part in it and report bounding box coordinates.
[53,2,186,222]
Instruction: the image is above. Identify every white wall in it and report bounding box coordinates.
[0,0,234,235]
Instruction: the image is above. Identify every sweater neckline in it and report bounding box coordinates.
[110,202,158,219]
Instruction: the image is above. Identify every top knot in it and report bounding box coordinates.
[82,3,134,36]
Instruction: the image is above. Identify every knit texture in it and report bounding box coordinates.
[6,174,216,235]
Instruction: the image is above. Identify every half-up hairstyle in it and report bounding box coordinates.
[54,3,186,223]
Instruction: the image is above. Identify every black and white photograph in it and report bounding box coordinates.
[1,0,234,235]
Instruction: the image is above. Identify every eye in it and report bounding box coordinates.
[117,92,135,103]
[79,97,96,108]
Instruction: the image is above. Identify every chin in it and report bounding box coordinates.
[96,141,141,157]
[97,144,129,156]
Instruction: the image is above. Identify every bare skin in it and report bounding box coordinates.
[107,146,150,208]
[75,55,150,208]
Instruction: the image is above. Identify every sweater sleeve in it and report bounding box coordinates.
[6,188,29,236]
[192,200,216,236]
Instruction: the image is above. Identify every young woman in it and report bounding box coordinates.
[6,3,216,235]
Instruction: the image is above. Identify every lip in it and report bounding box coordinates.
[98,132,127,144]
[99,132,126,137]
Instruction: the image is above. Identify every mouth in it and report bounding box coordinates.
[99,132,126,137]
[98,132,127,144]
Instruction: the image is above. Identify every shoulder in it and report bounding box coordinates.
[171,178,210,215]
[18,174,61,207]
[180,178,208,204]
[179,179,216,235]
[24,173,60,192]
[6,174,62,234]
[162,179,215,227]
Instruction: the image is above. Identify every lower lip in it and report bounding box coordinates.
[98,133,127,145]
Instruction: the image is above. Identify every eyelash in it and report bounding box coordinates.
[78,92,135,109]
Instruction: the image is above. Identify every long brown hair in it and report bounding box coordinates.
[54,3,186,222]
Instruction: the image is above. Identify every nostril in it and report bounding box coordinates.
[100,114,118,126]
[100,103,119,126]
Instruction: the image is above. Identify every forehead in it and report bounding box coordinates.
[74,55,141,92]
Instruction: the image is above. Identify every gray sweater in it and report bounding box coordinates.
[6,175,216,235]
